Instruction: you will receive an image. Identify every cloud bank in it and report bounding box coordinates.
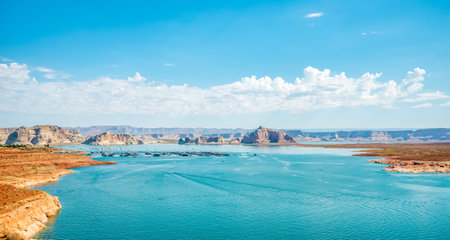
[0,62,444,116]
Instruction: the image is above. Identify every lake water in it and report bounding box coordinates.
[35,144,450,239]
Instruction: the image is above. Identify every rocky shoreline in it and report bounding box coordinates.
[0,146,115,239]
[0,191,61,240]
[299,143,450,173]
[367,158,450,173]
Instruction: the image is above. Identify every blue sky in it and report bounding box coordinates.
[0,0,449,129]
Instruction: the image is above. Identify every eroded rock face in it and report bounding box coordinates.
[0,192,61,240]
[4,125,85,145]
[178,127,295,145]
[82,131,143,145]
[241,126,296,144]
[0,128,15,145]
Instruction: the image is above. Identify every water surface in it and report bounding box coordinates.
[36,144,450,239]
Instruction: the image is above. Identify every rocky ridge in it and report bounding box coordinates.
[287,128,450,142]
[179,126,295,145]
[241,126,295,144]
[1,125,85,145]
[82,131,143,145]
[0,128,15,145]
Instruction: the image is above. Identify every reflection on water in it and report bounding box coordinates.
[35,144,450,239]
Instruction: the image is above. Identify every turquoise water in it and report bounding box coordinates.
[35,144,450,239]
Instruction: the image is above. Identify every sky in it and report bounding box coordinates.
[0,0,449,129]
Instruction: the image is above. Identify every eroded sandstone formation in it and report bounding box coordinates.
[0,146,116,239]
[82,131,143,145]
[241,126,295,144]
[0,128,15,145]
[0,191,61,240]
[2,125,85,145]
[178,126,295,145]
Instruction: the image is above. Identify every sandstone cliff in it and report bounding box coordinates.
[0,146,116,239]
[82,131,143,145]
[3,125,85,145]
[0,191,61,240]
[179,127,296,145]
[0,128,15,145]
[241,126,295,144]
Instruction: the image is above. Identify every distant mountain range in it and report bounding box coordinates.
[1,125,449,145]
[69,125,249,139]
[70,125,450,142]
[284,128,450,142]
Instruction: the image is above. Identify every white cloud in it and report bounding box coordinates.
[361,31,379,36]
[411,103,432,109]
[0,56,14,62]
[403,91,448,102]
[34,66,56,73]
[33,66,71,79]
[399,67,426,95]
[441,101,450,106]
[164,63,176,67]
[43,74,57,79]
[305,12,323,18]
[127,72,146,82]
[0,63,34,85]
[0,62,439,116]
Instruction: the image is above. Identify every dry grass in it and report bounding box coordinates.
[0,184,41,214]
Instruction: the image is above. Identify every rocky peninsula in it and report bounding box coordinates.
[0,146,115,239]
[299,143,450,173]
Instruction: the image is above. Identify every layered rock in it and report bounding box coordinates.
[368,158,450,173]
[178,127,295,145]
[241,126,295,144]
[0,128,15,145]
[82,131,143,145]
[3,125,85,145]
[0,192,61,240]
[0,147,116,239]
[287,128,450,142]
